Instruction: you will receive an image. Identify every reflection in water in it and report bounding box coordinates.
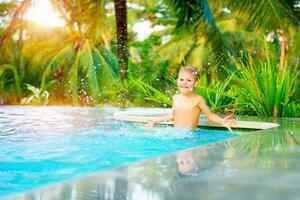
[288,130,300,145]
[176,149,198,176]
[114,178,128,200]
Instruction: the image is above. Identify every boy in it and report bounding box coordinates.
[146,66,235,131]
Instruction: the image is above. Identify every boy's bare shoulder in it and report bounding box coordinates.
[194,94,206,103]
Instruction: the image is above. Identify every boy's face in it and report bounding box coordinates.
[177,70,198,94]
[177,150,198,175]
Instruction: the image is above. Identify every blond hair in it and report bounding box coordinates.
[179,66,199,80]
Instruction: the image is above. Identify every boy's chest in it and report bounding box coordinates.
[173,98,199,111]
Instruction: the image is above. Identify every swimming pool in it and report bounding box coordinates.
[0,106,236,198]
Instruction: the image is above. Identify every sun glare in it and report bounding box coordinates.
[24,0,65,27]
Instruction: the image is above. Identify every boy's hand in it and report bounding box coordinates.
[222,115,236,132]
[145,119,155,128]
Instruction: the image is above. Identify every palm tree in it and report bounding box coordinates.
[39,0,118,105]
[114,0,128,83]
[168,0,234,67]
[228,0,300,68]
[0,0,32,101]
[0,0,119,105]
[168,0,299,68]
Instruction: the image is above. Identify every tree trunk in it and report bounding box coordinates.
[114,0,128,83]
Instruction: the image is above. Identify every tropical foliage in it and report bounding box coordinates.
[21,83,49,105]
[0,0,299,117]
[231,42,299,118]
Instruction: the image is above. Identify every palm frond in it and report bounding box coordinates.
[0,0,32,45]
[228,0,299,30]
[166,0,235,67]
[158,34,196,66]
[129,76,172,106]
[41,44,74,89]
[65,49,80,105]
[79,40,101,100]
[97,45,119,78]
[0,64,22,95]
[169,0,217,29]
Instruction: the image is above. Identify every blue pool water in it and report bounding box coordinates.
[0,106,236,197]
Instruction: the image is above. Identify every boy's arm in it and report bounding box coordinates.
[146,95,176,128]
[145,113,174,128]
[198,96,235,132]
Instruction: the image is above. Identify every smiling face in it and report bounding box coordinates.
[177,70,198,94]
[177,150,198,175]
